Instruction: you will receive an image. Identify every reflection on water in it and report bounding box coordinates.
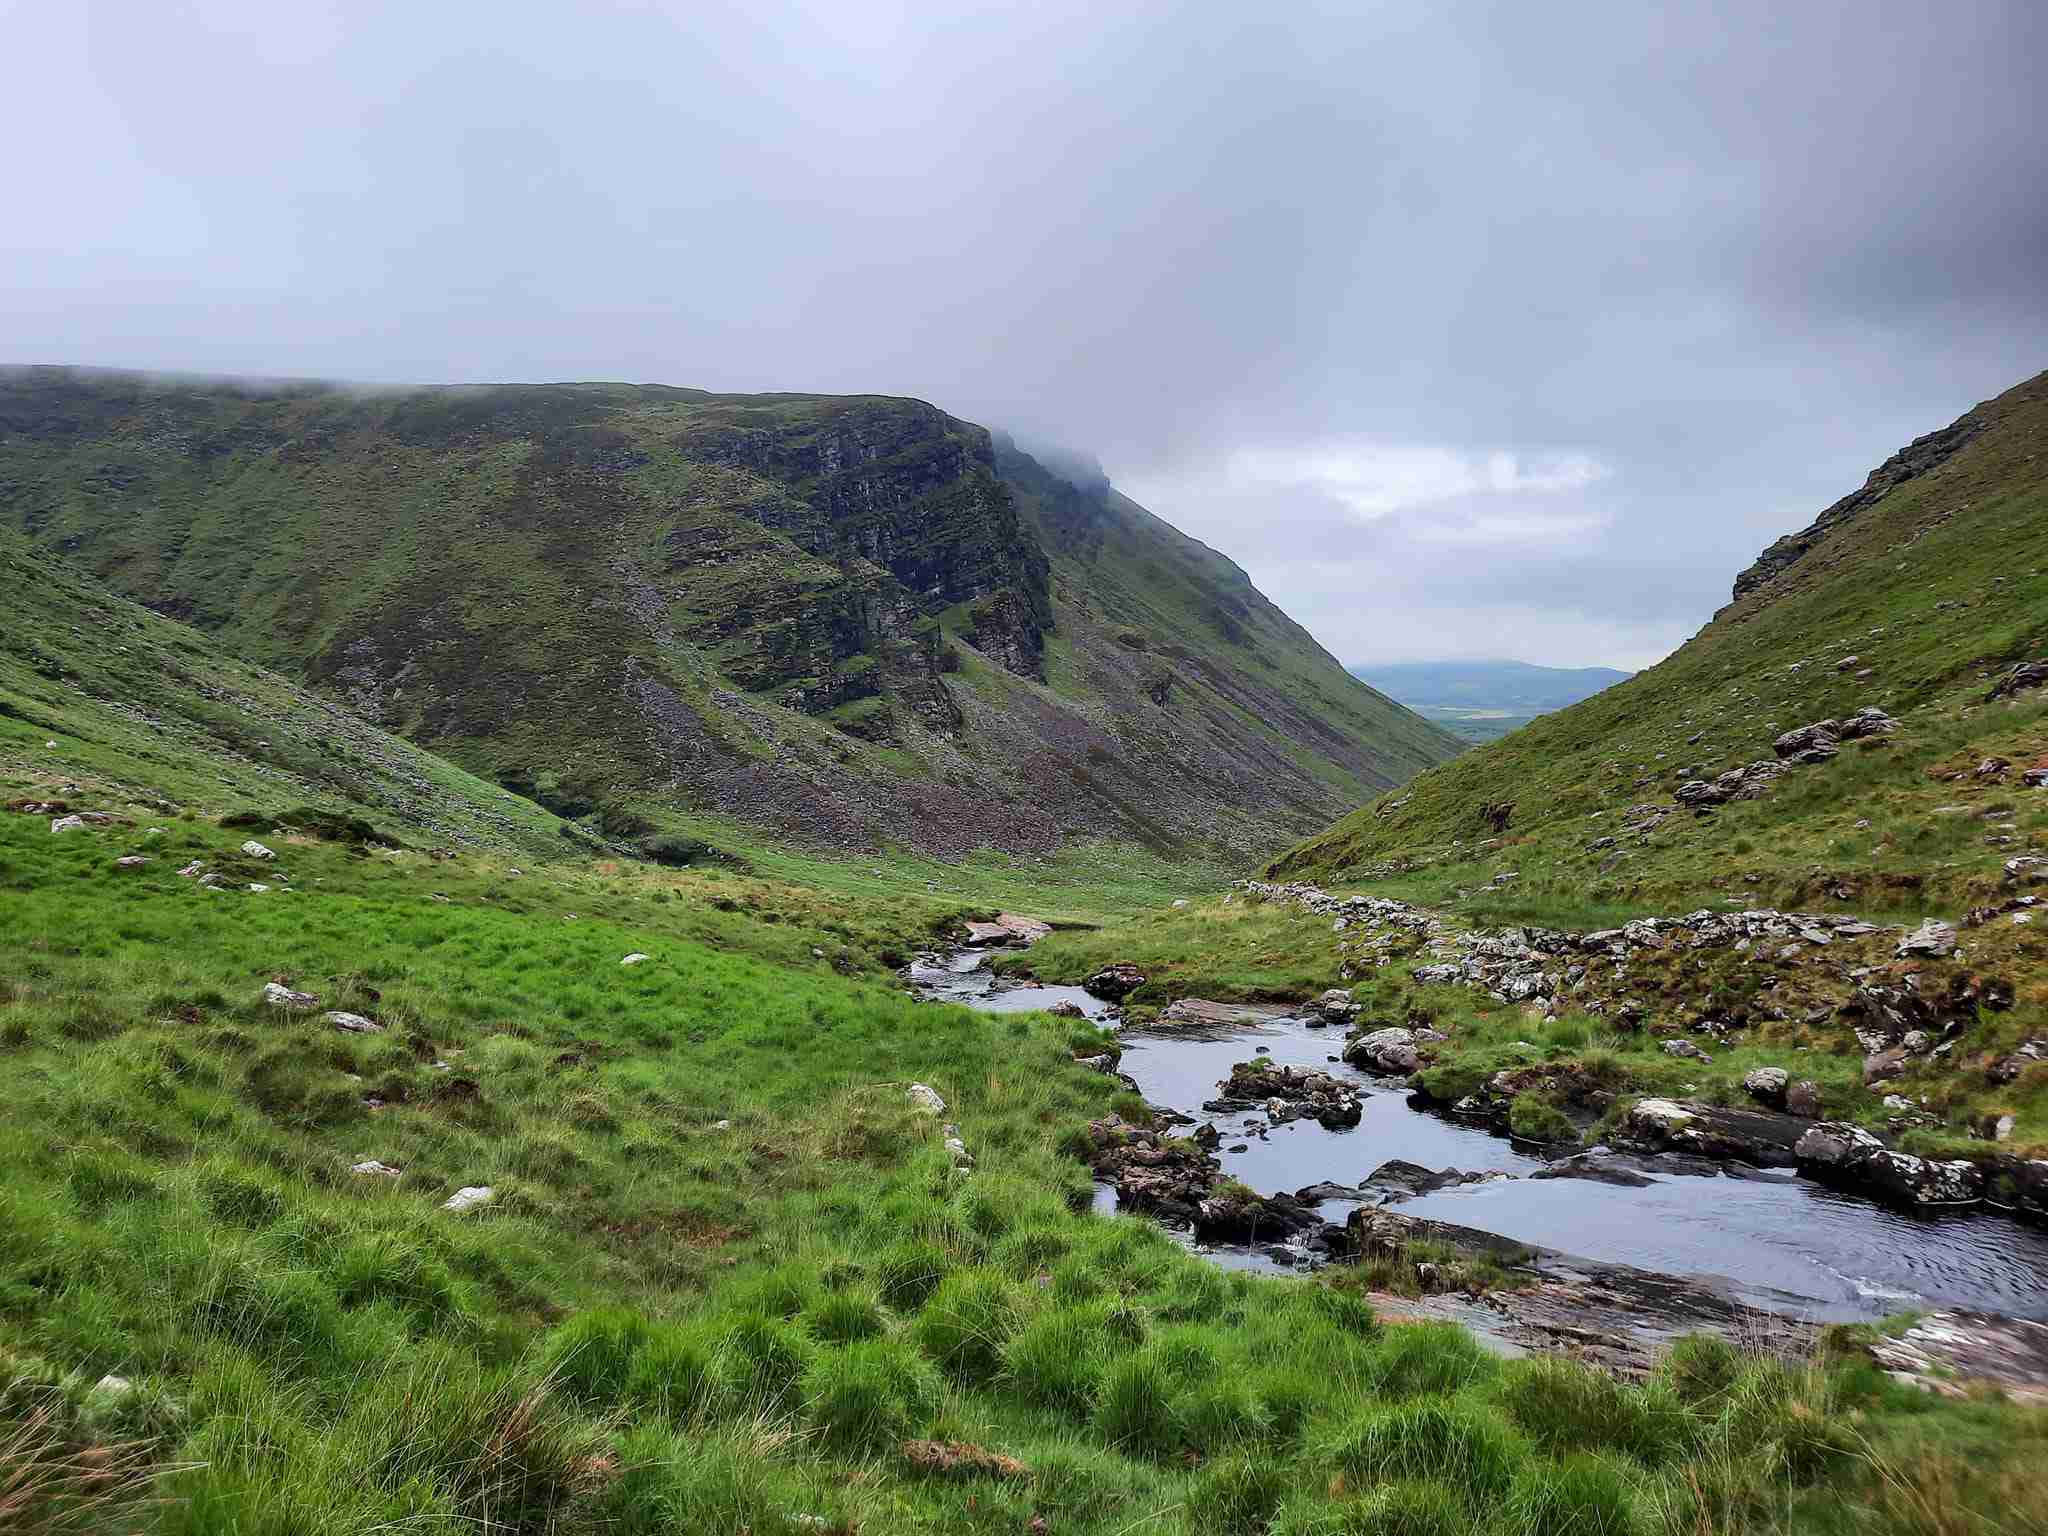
[916,949,2048,1323]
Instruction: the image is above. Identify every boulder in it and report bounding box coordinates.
[1345,1026,1420,1075]
[1863,1048,1907,1086]
[1046,1000,1086,1019]
[1989,659,2048,700]
[1773,721,1840,761]
[1743,1067,1790,1106]
[1793,1122,1886,1172]
[1618,1098,1807,1166]
[241,840,277,860]
[441,1186,495,1213]
[49,815,90,834]
[1896,920,1958,959]
[1836,706,1898,740]
[1316,987,1361,1024]
[620,952,650,966]
[1784,1079,1824,1117]
[325,1011,382,1034]
[1084,963,1146,1001]
[1663,1040,1712,1062]
[351,1160,402,1177]
[261,981,320,1011]
[906,1083,946,1115]
[113,855,152,869]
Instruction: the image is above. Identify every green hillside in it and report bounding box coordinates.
[2,533,2039,1536]
[0,368,1457,862]
[0,527,569,856]
[1274,369,2048,919]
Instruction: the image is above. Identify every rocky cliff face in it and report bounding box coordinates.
[0,367,1458,857]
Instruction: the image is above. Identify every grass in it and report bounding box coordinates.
[3,513,2048,1528]
[1,796,2045,1531]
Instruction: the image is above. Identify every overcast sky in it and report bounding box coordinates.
[5,1,2044,669]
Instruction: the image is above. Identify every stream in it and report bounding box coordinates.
[913,948,2048,1324]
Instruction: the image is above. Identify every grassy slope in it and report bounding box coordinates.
[0,368,1458,862]
[0,529,569,856]
[3,545,2042,1534]
[1273,369,2048,920]
[7,776,2045,1536]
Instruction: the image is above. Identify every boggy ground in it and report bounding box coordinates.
[6,796,2048,1534]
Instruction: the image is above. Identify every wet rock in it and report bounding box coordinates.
[1196,1183,1319,1243]
[1084,963,1146,1001]
[1046,1000,1086,1019]
[1158,997,1292,1028]
[1363,1159,1505,1199]
[261,981,320,1011]
[1743,1067,1790,1106]
[1528,1153,1656,1188]
[1294,1180,1370,1203]
[1214,1060,1363,1129]
[1794,1123,1981,1207]
[1794,1121,1886,1171]
[1618,1098,1806,1166]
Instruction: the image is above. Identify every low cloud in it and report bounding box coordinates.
[2,1,2041,671]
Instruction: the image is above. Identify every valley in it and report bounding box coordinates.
[3,367,2047,1536]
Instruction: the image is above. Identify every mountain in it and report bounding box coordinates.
[1348,660,1632,741]
[1274,367,2048,915]
[0,367,1458,861]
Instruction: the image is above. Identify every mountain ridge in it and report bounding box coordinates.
[0,366,1459,861]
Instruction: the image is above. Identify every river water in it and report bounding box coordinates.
[914,949,2048,1323]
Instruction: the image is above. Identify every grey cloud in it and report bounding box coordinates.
[3,0,2042,668]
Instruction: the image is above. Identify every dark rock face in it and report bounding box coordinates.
[1731,414,1984,601]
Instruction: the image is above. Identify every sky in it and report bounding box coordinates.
[4,1,2044,670]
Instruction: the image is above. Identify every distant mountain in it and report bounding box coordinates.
[0,367,1460,860]
[1347,660,1632,741]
